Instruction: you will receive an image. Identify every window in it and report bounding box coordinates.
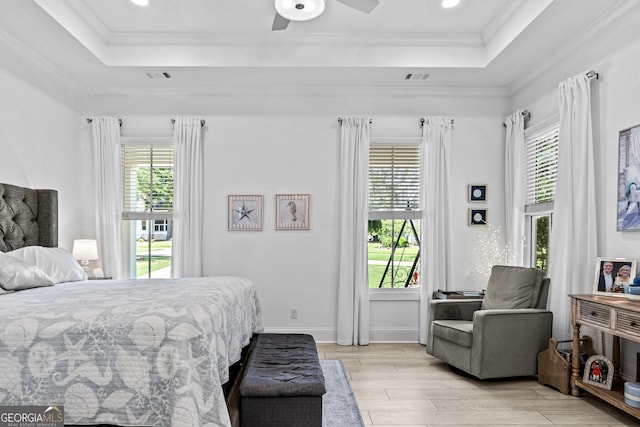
[524,123,559,273]
[368,143,422,288]
[154,220,168,232]
[122,144,174,278]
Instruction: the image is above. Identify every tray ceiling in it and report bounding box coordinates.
[0,0,634,95]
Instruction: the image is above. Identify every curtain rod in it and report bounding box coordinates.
[420,118,455,126]
[500,69,598,129]
[171,119,206,126]
[85,118,207,127]
[503,109,530,127]
[86,118,122,126]
[337,118,372,124]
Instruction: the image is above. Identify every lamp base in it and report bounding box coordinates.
[80,259,90,274]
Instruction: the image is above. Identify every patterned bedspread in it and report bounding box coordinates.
[0,276,263,427]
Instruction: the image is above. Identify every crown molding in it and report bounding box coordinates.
[482,0,553,64]
[109,31,483,48]
[0,26,84,96]
[33,0,111,61]
[508,0,640,96]
[82,84,509,98]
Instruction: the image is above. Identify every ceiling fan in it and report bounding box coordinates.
[272,0,380,31]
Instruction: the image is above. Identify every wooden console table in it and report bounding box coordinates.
[570,294,640,419]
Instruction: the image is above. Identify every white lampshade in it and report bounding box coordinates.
[274,0,326,22]
[72,239,99,261]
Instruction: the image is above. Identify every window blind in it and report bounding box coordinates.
[122,145,174,219]
[369,144,421,211]
[525,126,558,206]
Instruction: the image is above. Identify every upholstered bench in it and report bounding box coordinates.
[239,333,326,427]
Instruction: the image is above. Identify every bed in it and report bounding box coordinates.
[0,183,264,427]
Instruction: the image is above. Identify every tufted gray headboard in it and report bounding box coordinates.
[0,183,58,252]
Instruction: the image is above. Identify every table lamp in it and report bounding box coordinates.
[72,239,99,274]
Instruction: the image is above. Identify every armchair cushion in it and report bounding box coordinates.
[481,265,543,310]
[431,320,473,348]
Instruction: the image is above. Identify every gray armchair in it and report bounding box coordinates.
[426,265,553,379]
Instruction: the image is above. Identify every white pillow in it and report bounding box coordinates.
[0,253,54,291]
[7,246,88,284]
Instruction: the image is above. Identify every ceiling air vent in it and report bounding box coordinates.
[145,72,172,79]
[404,73,430,80]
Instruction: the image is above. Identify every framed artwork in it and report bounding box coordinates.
[617,124,640,231]
[228,195,263,230]
[276,194,310,230]
[468,184,487,202]
[592,257,636,295]
[582,355,614,390]
[468,208,487,226]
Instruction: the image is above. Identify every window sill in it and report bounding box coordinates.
[369,288,420,301]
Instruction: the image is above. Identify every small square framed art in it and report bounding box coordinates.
[276,194,310,230]
[228,195,263,230]
[468,208,487,226]
[468,184,487,202]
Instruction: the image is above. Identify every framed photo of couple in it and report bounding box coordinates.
[593,257,637,296]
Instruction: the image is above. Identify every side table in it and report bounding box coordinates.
[570,294,640,419]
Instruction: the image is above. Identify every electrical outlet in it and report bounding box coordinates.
[290,307,298,319]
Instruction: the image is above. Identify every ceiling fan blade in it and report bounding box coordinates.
[272,13,290,31]
[336,0,379,13]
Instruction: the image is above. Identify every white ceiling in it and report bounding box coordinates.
[0,0,635,96]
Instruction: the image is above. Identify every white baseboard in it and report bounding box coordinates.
[263,327,337,343]
[370,327,419,343]
[262,326,420,344]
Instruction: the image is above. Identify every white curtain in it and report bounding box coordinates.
[504,110,526,265]
[172,116,204,278]
[337,117,370,345]
[547,73,598,340]
[419,116,453,345]
[91,116,126,279]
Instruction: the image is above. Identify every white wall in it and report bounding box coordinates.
[0,67,94,251]
[13,15,640,347]
[85,92,507,342]
[509,6,640,377]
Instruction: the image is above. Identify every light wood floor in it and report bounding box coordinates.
[316,343,640,426]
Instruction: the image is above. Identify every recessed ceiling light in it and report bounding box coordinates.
[131,0,149,6]
[441,0,460,8]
